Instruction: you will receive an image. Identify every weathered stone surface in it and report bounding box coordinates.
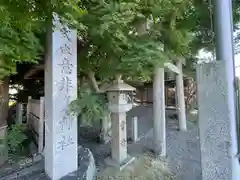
[196,61,231,180]
[0,147,96,180]
[44,13,78,179]
[153,67,166,156]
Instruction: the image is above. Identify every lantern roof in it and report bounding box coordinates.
[105,80,136,92]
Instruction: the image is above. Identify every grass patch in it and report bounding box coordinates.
[97,152,174,180]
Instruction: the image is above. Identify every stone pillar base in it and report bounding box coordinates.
[105,154,135,171]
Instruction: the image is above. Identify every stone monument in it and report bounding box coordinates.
[197,61,239,180]
[44,13,78,180]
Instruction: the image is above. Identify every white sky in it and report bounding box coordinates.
[198,49,240,77]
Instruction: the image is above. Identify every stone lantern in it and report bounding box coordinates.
[105,80,136,169]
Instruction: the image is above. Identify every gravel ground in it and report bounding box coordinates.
[1,104,202,180]
[130,104,202,180]
[84,104,202,180]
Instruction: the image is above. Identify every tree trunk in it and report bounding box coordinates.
[87,71,99,92]
[116,74,122,82]
[0,77,9,127]
[87,71,112,144]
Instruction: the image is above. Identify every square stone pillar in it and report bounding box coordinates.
[44,14,78,180]
[130,116,138,143]
[27,96,32,124]
[176,61,187,131]
[197,61,240,180]
[106,112,134,170]
[38,97,44,154]
[111,113,128,164]
[153,67,166,157]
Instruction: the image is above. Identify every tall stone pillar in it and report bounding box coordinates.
[176,61,187,131]
[212,0,240,179]
[197,61,239,180]
[111,113,128,164]
[38,97,44,154]
[44,14,78,180]
[26,96,32,124]
[153,67,166,157]
[130,116,138,143]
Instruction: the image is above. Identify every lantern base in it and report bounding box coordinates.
[105,154,135,171]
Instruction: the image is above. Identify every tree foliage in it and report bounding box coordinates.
[1,0,240,81]
[0,1,42,78]
[69,83,108,125]
[2,0,239,83]
[2,0,240,128]
[0,0,84,79]
[189,0,240,54]
[77,0,199,84]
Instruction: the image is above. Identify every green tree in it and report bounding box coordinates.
[77,0,197,90]
[0,0,84,125]
[189,0,240,54]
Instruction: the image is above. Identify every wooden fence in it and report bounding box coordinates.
[135,86,176,106]
[0,125,7,165]
[27,96,44,154]
[134,79,195,108]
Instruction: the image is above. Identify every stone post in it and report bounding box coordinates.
[44,14,78,180]
[27,96,32,124]
[197,61,240,180]
[130,116,138,143]
[212,0,240,179]
[16,103,23,124]
[38,97,44,154]
[153,67,166,157]
[111,113,128,164]
[176,60,187,131]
